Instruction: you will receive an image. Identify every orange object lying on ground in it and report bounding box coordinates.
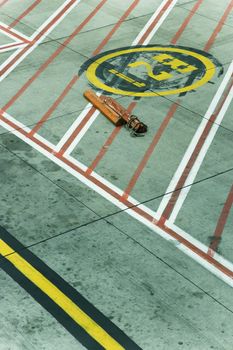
[84,89,147,136]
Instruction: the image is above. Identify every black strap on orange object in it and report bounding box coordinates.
[84,89,148,136]
[126,115,148,136]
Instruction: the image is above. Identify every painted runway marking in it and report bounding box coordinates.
[0,0,8,6]
[135,0,177,45]
[9,0,43,29]
[204,0,233,51]
[123,101,180,199]
[86,0,214,185]
[156,0,233,223]
[157,63,233,223]
[30,0,141,137]
[1,0,233,288]
[0,0,82,82]
[208,184,233,256]
[82,45,219,97]
[171,0,204,44]
[1,107,233,288]
[0,21,30,42]
[0,227,142,350]
[57,0,179,154]
[29,74,79,136]
[0,41,27,53]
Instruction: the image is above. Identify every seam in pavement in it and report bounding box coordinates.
[0,140,233,315]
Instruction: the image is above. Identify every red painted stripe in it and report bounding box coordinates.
[9,0,42,28]
[159,0,233,224]
[208,184,233,256]
[29,75,79,136]
[138,0,174,44]
[2,0,107,110]
[55,0,141,154]
[86,101,137,175]
[0,24,29,43]
[204,0,233,52]
[58,106,97,156]
[31,0,140,140]
[86,126,122,176]
[92,0,140,56]
[0,0,9,7]
[14,0,139,148]
[0,0,79,79]
[86,0,205,190]
[123,101,180,199]
[158,222,233,279]
[159,76,233,225]
[171,0,204,44]
[0,42,25,51]
[1,109,233,280]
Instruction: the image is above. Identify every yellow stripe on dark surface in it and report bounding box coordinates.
[0,227,142,350]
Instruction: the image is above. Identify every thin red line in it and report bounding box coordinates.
[92,0,140,56]
[0,24,29,43]
[9,0,42,28]
[0,42,25,51]
[55,156,233,278]
[171,0,204,44]
[57,106,97,156]
[56,0,141,154]
[0,1,232,281]
[204,0,233,52]
[0,0,9,7]
[0,0,78,78]
[12,0,139,147]
[138,0,173,44]
[86,126,122,176]
[123,101,180,199]
[1,109,233,280]
[86,101,137,175]
[86,0,205,189]
[159,77,233,225]
[29,0,140,140]
[159,0,233,224]
[2,0,107,111]
[70,1,177,166]
[208,184,233,256]
[29,75,79,136]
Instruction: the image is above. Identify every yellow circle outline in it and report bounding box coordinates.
[86,47,216,96]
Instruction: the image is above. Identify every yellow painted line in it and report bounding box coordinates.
[109,68,146,87]
[86,46,216,97]
[0,239,124,350]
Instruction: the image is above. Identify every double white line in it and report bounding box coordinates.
[55,0,178,154]
[157,60,233,223]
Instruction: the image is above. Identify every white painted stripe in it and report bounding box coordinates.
[178,244,233,287]
[0,46,25,75]
[55,104,95,151]
[0,110,58,150]
[156,60,233,218]
[67,155,125,196]
[30,0,80,40]
[56,98,101,153]
[0,43,27,53]
[0,0,82,82]
[0,21,30,41]
[1,0,232,286]
[67,153,162,217]
[169,221,233,273]
[133,0,177,45]
[1,115,233,287]
[58,0,178,154]
[169,82,233,223]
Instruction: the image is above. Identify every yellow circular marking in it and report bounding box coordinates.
[86,47,216,97]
